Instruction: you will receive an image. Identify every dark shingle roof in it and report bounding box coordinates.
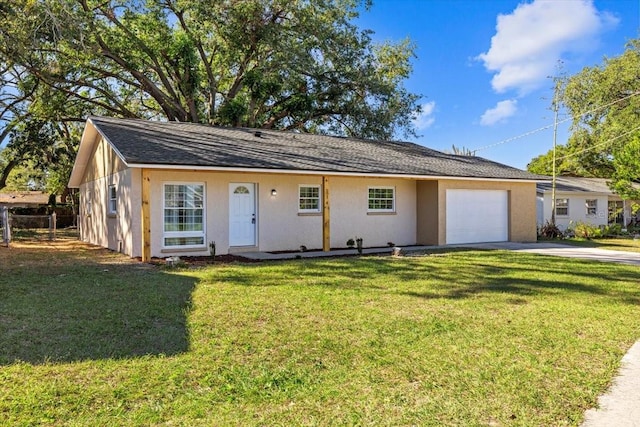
[90,116,540,180]
[536,177,614,193]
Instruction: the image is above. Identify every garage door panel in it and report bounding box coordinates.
[446,190,508,244]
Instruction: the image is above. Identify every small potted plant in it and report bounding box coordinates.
[209,241,216,260]
[346,238,355,249]
[355,237,363,255]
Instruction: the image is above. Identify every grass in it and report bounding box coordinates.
[1,238,639,426]
[554,236,640,253]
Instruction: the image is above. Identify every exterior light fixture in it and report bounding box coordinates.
[271,189,277,196]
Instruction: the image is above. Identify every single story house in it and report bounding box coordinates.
[536,176,639,230]
[69,117,542,261]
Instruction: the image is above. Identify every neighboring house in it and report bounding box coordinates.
[536,177,639,230]
[0,191,54,209]
[69,117,542,261]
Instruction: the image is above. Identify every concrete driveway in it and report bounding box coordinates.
[457,242,640,266]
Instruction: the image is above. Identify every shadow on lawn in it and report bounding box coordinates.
[225,249,640,304]
[0,244,196,365]
[392,251,640,302]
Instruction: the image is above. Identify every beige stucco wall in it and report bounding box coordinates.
[436,180,537,244]
[77,136,135,255]
[141,171,417,257]
[328,176,416,249]
[82,137,128,182]
[416,180,439,245]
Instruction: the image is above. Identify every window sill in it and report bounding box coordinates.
[107,213,117,218]
[367,212,396,216]
[298,212,322,216]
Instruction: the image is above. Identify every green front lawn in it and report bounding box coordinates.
[1,240,639,426]
[557,237,640,253]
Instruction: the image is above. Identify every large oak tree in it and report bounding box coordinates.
[0,0,421,191]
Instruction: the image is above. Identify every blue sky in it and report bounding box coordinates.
[356,0,640,169]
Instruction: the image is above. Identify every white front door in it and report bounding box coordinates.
[229,183,256,246]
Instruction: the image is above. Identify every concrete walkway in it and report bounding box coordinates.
[581,341,640,427]
[239,245,434,260]
[459,241,640,266]
[241,241,640,266]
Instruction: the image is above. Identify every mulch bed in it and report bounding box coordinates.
[148,254,262,266]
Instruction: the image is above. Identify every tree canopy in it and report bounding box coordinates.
[0,0,421,191]
[527,39,640,200]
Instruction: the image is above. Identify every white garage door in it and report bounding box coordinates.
[446,189,508,244]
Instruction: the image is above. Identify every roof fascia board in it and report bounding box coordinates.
[68,118,131,188]
[89,118,130,167]
[68,121,98,187]
[537,188,613,195]
[126,163,541,183]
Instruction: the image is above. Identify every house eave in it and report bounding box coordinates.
[126,162,541,183]
[68,117,130,188]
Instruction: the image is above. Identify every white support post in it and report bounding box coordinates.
[49,212,57,241]
[1,206,10,246]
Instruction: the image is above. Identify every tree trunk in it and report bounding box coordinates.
[0,159,18,191]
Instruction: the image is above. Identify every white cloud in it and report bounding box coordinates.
[480,99,518,126]
[477,0,618,94]
[413,101,436,130]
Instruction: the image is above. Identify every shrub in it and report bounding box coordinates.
[538,221,563,239]
[570,221,602,239]
[602,223,623,237]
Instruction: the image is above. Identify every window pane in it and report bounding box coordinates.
[299,186,320,212]
[164,184,205,246]
[164,236,205,246]
[368,187,394,211]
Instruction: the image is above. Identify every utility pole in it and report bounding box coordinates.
[551,86,559,226]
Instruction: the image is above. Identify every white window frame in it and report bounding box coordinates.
[555,198,569,216]
[298,185,321,213]
[162,182,206,249]
[368,186,395,213]
[585,199,597,216]
[108,184,117,215]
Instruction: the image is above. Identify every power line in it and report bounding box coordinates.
[473,90,640,154]
[554,124,640,162]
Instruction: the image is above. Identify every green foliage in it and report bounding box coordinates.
[540,38,640,191]
[0,119,78,193]
[526,144,584,176]
[602,223,623,237]
[610,135,640,200]
[0,0,420,140]
[0,151,46,191]
[570,221,603,239]
[537,220,563,239]
[529,39,640,194]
